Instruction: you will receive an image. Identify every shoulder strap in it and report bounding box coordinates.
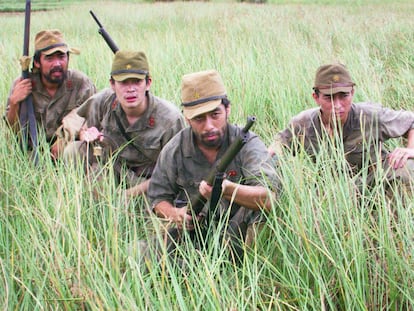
[112,108,153,163]
[113,110,141,153]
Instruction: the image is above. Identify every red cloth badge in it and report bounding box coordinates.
[66,80,73,89]
[148,116,155,127]
[111,99,117,110]
[227,170,237,178]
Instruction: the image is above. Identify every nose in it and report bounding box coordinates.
[204,116,215,130]
[126,82,136,91]
[53,59,62,66]
[332,95,342,109]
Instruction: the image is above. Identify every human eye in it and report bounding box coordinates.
[211,111,221,119]
[193,116,204,122]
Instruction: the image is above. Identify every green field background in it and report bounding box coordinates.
[1,1,413,310]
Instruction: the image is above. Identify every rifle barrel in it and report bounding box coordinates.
[89,10,103,28]
[190,116,256,215]
[90,10,119,54]
[22,0,31,70]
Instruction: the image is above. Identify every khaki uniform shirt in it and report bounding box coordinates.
[77,88,186,186]
[6,69,96,142]
[148,124,279,226]
[275,102,414,175]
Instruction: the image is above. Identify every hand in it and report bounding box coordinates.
[199,180,213,200]
[159,205,195,230]
[199,179,230,199]
[171,206,195,230]
[79,126,104,143]
[9,78,32,106]
[50,141,60,160]
[387,147,414,169]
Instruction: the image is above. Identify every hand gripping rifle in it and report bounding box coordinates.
[90,10,119,54]
[190,116,256,219]
[19,0,38,164]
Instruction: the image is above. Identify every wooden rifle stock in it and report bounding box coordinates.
[190,116,256,215]
[19,0,38,164]
[90,10,119,54]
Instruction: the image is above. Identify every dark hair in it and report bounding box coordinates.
[32,51,70,69]
[312,87,320,96]
[222,97,231,107]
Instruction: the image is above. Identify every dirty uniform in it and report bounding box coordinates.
[148,124,279,260]
[6,70,96,143]
[274,102,414,186]
[77,88,186,187]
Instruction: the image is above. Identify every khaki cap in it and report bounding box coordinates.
[34,29,78,55]
[314,63,355,94]
[181,69,227,119]
[111,50,149,81]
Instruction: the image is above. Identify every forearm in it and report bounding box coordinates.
[5,97,20,127]
[406,128,414,148]
[153,200,183,220]
[125,179,150,197]
[222,180,275,212]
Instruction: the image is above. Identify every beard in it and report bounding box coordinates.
[200,131,223,148]
[43,67,67,85]
[194,126,226,149]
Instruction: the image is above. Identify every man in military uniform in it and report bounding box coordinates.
[5,29,96,159]
[147,69,279,263]
[268,63,414,192]
[67,50,185,197]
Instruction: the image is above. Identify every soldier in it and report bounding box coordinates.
[66,50,186,197]
[268,63,414,194]
[146,69,280,264]
[5,29,96,159]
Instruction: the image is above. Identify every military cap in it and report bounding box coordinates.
[314,63,355,95]
[34,29,78,55]
[111,50,149,82]
[181,69,227,120]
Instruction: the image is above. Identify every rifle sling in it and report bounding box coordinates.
[112,109,152,163]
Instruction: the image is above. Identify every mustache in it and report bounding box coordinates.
[201,130,219,139]
[50,67,63,73]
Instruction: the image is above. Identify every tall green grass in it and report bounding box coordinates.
[1,1,413,309]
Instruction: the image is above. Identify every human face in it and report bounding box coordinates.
[111,78,151,113]
[187,104,229,149]
[313,89,354,125]
[35,52,68,85]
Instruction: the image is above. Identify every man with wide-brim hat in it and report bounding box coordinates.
[269,62,414,196]
[5,29,96,159]
[147,69,280,264]
[65,50,185,198]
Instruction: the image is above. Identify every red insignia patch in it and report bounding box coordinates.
[227,170,237,177]
[111,99,117,110]
[66,80,73,89]
[149,116,155,127]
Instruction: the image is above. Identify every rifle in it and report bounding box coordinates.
[190,116,256,217]
[19,0,38,164]
[89,10,119,54]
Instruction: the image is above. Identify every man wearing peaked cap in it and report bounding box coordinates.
[5,29,96,159]
[180,69,227,120]
[147,69,281,264]
[66,50,185,198]
[269,62,414,197]
[34,29,80,56]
